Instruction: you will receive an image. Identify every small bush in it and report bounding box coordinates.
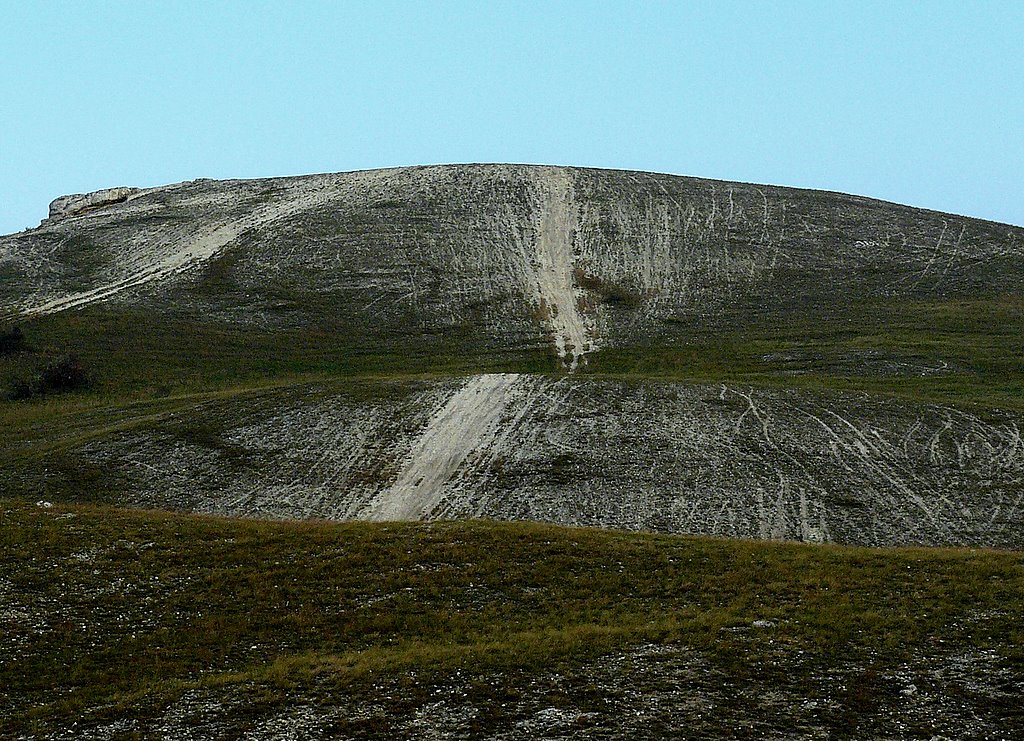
[5,353,91,400]
[7,377,35,401]
[0,326,26,355]
[38,353,90,392]
[572,269,643,309]
[600,282,643,308]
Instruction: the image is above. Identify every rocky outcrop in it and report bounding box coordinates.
[46,186,140,222]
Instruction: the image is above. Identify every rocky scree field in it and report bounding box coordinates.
[2,164,1024,737]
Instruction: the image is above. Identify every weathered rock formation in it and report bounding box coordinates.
[46,186,141,222]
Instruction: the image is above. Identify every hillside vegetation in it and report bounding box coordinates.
[3,165,1024,736]
[3,498,1023,738]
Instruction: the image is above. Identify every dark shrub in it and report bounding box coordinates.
[571,269,643,309]
[7,377,36,401]
[600,282,643,308]
[6,353,91,401]
[38,354,90,392]
[0,327,26,355]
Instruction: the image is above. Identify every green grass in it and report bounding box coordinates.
[0,304,558,403]
[4,295,1023,415]
[2,499,1022,735]
[582,295,1024,411]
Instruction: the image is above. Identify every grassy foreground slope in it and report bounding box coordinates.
[2,499,1023,739]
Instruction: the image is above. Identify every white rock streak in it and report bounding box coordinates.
[364,169,598,521]
[365,168,598,521]
[530,167,594,370]
[365,373,522,521]
[19,185,334,317]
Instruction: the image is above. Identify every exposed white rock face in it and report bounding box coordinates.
[526,167,595,369]
[47,187,141,221]
[84,377,1024,548]
[3,165,1024,548]
[6,165,1024,332]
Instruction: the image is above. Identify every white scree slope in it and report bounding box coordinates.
[364,373,525,521]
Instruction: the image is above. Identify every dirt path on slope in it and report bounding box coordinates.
[531,168,594,370]
[365,373,524,521]
[19,184,337,317]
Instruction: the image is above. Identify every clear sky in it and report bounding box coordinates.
[2,1,1022,235]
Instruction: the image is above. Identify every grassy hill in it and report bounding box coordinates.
[2,165,1024,735]
[3,498,1022,738]
[2,165,1024,546]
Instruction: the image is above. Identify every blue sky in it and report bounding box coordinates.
[2,1,1022,234]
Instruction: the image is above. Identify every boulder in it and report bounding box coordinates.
[47,186,140,221]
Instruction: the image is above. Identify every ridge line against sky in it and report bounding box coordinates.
[2,0,1022,235]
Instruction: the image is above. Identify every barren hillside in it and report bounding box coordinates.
[3,164,1024,547]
